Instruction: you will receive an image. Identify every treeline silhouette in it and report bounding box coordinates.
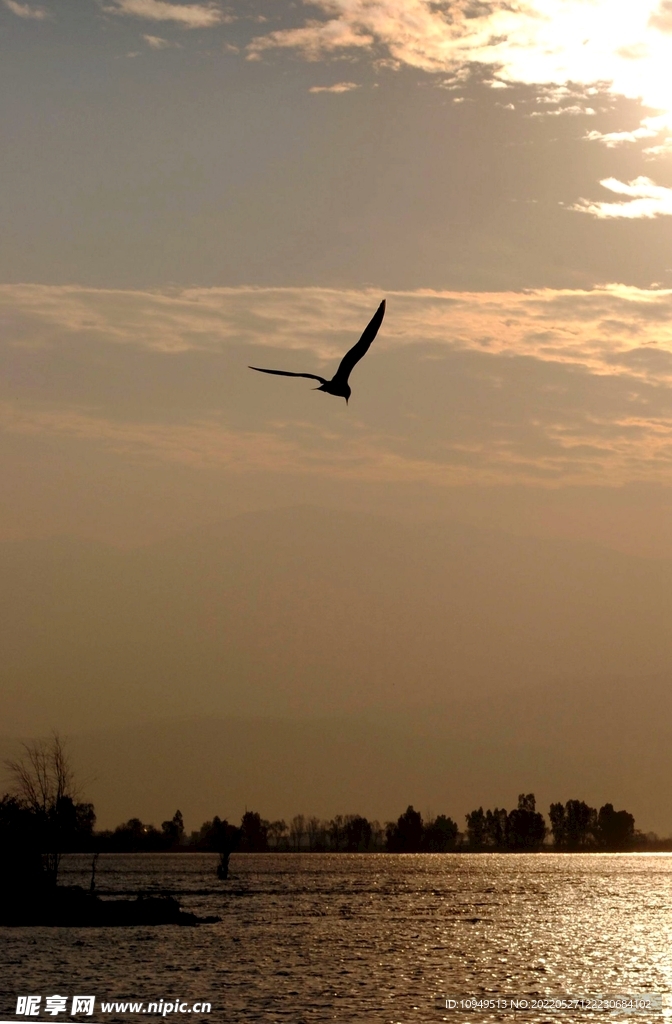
[19,794,657,855]
[1,787,663,883]
[464,794,639,851]
[91,795,647,854]
[99,794,658,853]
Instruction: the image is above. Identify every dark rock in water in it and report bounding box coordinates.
[0,886,221,927]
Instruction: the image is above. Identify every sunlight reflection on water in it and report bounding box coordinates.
[2,853,672,1022]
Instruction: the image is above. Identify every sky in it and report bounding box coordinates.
[4,0,672,552]
[3,0,672,828]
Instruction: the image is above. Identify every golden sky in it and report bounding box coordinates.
[3,1,672,539]
[4,0,672,825]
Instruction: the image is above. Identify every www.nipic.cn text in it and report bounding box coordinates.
[15,996,212,1017]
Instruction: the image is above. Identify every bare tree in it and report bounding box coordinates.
[328,814,345,852]
[267,819,288,850]
[6,734,75,812]
[289,814,306,852]
[306,816,325,852]
[5,733,85,884]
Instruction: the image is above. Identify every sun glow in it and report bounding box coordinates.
[251,0,672,146]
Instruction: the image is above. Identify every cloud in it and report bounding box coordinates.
[0,402,306,474]
[5,284,672,488]
[246,1,672,153]
[571,177,672,219]
[246,0,661,89]
[7,281,672,377]
[248,19,373,60]
[644,137,672,156]
[584,116,667,148]
[104,0,224,28]
[530,105,596,118]
[616,43,650,60]
[309,81,360,93]
[2,0,48,18]
[143,33,180,48]
[649,0,672,33]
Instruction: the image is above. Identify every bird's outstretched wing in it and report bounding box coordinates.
[332,299,386,386]
[248,366,328,384]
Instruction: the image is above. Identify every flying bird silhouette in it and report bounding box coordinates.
[249,299,385,404]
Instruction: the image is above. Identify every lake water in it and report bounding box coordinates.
[1,853,672,1022]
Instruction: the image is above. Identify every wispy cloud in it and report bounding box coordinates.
[571,177,672,219]
[584,114,669,149]
[248,19,372,60]
[649,0,672,33]
[0,402,305,474]
[246,0,662,91]
[2,0,49,19]
[6,282,672,376]
[104,0,224,28]
[143,32,180,48]
[247,1,672,153]
[309,81,360,93]
[5,284,672,488]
